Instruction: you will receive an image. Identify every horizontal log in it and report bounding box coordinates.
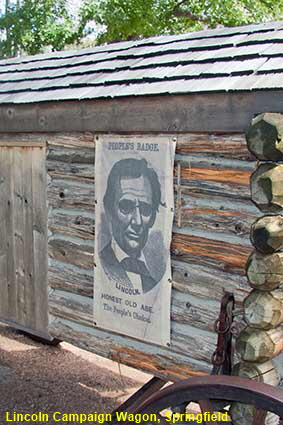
[49,289,216,366]
[48,255,249,305]
[246,251,283,291]
[6,131,251,160]
[172,233,251,273]
[48,209,94,241]
[47,211,251,276]
[177,167,251,199]
[244,289,283,330]
[178,202,258,238]
[179,189,257,208]
[49,286,220,333]
[178,180,251,200]
[3,91,283,133]
[251,163,283,212]
[46,133,96,148]
[0,131,95,147]
[232,360,279,385]
[49,289,93,327]
[49,315,210,380]
[236,325,283,363]
[251,215,283,254]
[0,140,45,147]
[47,179,94,212]
[179,166,250,186]
[48,236,94,270]
[171,291,221,333]
[47,146,95,164]
[176,133,252,160]
[47,161,94,183]
[246,113,283,161]
[175,154,255,172]
[48,259,93,297]
[172,260,249,303]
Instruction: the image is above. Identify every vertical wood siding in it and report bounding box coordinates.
[0,145,48,336]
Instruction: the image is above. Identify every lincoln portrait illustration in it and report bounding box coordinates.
[99,158,166,295]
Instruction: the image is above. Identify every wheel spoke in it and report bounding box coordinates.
[251,408,267,425]
[199,400,220,425]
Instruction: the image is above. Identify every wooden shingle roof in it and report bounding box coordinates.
[0,21,283,104]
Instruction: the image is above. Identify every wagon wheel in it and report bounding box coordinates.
[127,375,283,425]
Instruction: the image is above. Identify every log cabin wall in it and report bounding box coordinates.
[44,131,258,381]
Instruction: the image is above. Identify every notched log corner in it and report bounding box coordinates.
[251,163,283,212]
[246,250,283,291]
[251,215,283,254]
[246,112,283,161]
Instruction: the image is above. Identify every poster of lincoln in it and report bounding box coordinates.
[94,135,175,346]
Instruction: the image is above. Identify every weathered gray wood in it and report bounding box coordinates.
[251,215,283,254]
[0,132,95,148]
[176,133,252,160]
[178,165,251,199]
[172,232,251,274]
[32,147,48,333]
[48,236,94,270]
[48,287,217,367]
[46,132,95,148]
[178,193,259,238]
[0,141,46,147]
[246,113,283,161]
[0,149,9,318]
[46,160,94,183]
[48,209,94,241]
[13,148,26,325]
[47,146,95,163]
[172,260,249,303]
[49,315,211,380]
[6,149,16,321]
[49,255,250,305]
[0,131,251,158]
[244,289,283,330]
[236,326,283,363]
[251,164,283,212]
[49,284,221,334]
[246,251,283,291]
[0,146,49,336]
[0,91,283,133]
[22,150,36,329]
[176,153,256,171]
[49,259,93,297]
[47,179,94,212]
[0,317,54,341]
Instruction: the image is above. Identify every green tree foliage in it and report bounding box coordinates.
[79,0,283,44]
[0,0,81,57]
[1,0,283,58]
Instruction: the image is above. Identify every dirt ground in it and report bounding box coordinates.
[0,323,150,424]
[1,324,282,425]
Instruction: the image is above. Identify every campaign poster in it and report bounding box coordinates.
[94,135,175,346]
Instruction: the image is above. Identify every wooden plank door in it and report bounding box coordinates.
[0,143,49,337]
